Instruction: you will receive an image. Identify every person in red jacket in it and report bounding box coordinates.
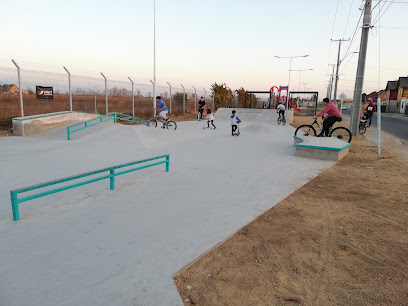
[366,101,376,127]
[314,98,342,137]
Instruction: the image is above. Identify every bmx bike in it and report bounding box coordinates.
[148,112,177,130]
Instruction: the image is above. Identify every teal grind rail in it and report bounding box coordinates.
[10,155,170,221]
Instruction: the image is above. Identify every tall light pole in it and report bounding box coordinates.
[202,88,206,103]
[302,82,309,92]
[152,0,156,115]
[274,54,309,90]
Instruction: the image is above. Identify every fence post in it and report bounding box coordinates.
[203,88,206,106]
[63,66,72,111]
[110,169,115,190]
[192,86,197,113]
[167,82,172,114]
[10,191,19,221]
[11,60,24,117]
[128,77,134,117]
[67,126,71,140]
[101,73,108,114]
[166,155,170,172]
[114,112,117,123]
[181,84,185,113]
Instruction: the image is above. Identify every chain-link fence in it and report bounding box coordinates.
[0,63,213,126]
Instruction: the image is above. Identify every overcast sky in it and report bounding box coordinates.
[1,0,407,99]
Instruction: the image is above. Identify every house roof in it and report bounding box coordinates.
[386,80,398,91]
[398,77,408,88]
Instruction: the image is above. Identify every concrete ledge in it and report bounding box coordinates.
[293,136,350,161]
[12,112,101,136]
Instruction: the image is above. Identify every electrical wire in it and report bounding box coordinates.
[343,0,355,38]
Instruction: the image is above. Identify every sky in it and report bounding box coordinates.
[1,0,407,100]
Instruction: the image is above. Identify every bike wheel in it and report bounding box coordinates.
[282,118,286,126]
[148,119,157,127]
[329,126,352,143]
[359,122,367,134]
[294,125,316,137]
[277,117,282,125]
[166,120,177,130]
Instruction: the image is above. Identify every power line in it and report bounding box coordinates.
[343,0,355,38]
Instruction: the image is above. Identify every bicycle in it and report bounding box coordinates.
[359,117,369,134]
[148,112,177,130]
[294,117,352,143]
[277,113,286,125]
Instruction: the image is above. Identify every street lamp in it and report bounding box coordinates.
[302,82,309,92]
[289,69,313,107]
[274,54,309,90]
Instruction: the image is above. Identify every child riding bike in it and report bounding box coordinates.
[155,96,168,128]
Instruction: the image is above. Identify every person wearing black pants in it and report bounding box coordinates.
[198,97,205,120]
[321,115,341,136]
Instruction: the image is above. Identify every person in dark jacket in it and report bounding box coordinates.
[366,102,376,127]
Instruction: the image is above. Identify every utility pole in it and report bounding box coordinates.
[351,0,372,136]
[327,64,335,100]
[332,38,350,108]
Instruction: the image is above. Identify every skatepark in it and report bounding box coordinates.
[0,109,337,305]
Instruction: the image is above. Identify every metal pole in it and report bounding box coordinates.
[181,84,185,113]
[150,79,155,113]
[332,39,349,108]
[153,0,156,116]
[212,91,215,110]
[63,66,72,111]
[329,65,335,100]
[167,82,172,114]
[377,96,381,155]
[11,60,24,117]
[128,77,134,117]
[350,0,372,136]
[94,96,97,113]
[203,88,206,104]
[101,73,108,114]
[192,86,197,112]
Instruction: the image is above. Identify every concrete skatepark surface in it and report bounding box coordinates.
[0,109,334,305]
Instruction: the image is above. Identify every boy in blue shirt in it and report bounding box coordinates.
[155,96,168,127]
[230,110,241,136]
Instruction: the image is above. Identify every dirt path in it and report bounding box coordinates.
[174,116,408,305]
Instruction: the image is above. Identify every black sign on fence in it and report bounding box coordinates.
[36,86,54,100]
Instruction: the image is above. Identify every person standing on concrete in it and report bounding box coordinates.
[366,101,376,127]
[314,98,342,137]
[230,110,241,136]
[198,97,206,120]
[205,109,216,129]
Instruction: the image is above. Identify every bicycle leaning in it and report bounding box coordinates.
[359,117,369,134]
[294,117,352,143]
[148,111,177,130]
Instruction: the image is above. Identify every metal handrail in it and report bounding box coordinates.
[67,112,149,140]
[10,155,170,221]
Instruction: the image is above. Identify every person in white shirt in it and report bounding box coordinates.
[205,109,216,129]
[277,103,286,120]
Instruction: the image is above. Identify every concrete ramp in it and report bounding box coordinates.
[12,111,101,136]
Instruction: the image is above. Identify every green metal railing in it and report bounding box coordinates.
[10,155,170,221]
[67,112,148,140]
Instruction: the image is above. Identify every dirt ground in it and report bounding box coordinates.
[174,116,408,305]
